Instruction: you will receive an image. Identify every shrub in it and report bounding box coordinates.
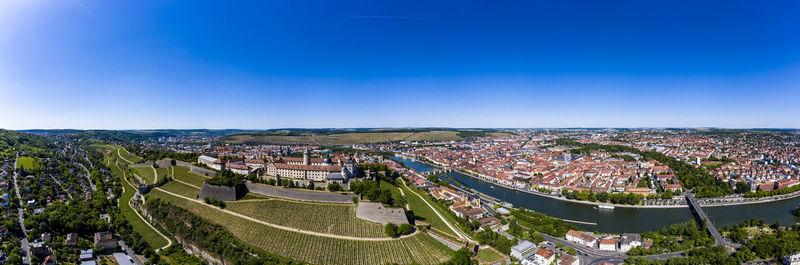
[385,223,398,237]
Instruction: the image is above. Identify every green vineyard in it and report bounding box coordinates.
[148,189,453,265]
[226,199,386,238]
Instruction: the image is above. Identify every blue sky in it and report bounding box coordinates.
[1,0,798,129]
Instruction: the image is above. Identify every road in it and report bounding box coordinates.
[13,153,32,265]
[538,231,686,264]
[48,175,73,199]
[78,160,97,191]
[118,240,145,265]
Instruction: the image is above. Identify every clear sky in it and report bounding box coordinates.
[1,0,799,129]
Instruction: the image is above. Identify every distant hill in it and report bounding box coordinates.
[219,128,511,145]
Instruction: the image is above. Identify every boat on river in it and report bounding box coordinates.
[598,204,615,210]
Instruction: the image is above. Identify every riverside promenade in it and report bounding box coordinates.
[409,155,800,209]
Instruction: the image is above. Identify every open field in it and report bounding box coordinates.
[16,156,40,170]
[148,188,453,265]
[404,130,462,141]
[226,199,386,238]
[399,183,458,236]
[97,145,169,249]
[172,166,210,186]
[218,129,514,145]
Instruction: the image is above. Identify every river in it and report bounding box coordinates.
[391,157,800,233]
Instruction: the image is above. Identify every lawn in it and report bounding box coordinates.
[16,156,39,170]
[99,146,169,249]
[476,248,504,262]
[148,188,453,265]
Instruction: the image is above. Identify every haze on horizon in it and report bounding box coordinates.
[1,0,799,130]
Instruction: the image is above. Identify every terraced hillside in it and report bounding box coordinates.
[149,188,453,265]
[94,144,169,249]
[163,173,387,238]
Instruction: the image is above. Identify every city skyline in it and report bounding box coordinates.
[2,0,799,129]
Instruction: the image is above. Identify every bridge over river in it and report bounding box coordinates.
[685,192,740,249]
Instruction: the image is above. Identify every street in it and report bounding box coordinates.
[13,153,32,265]
[118,240,145,265]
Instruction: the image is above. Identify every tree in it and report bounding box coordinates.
[735,181,751,194]
[385,223,398,237]
[397,223,414,236]
[567,247,577,256]
[445,248,476,265]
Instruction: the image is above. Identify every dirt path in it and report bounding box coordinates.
[151,166,158,184]
[114,162,173,252]
[397,185,410,210]
[117,148,135,164]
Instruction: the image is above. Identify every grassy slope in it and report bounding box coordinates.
[161,181,201,198]
[399,183,458,236]
[97,144,168,249]
[117,146,143,163]
[131,166,156,184]
[172,166,210,187]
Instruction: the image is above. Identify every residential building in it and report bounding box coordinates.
[94,232,117,250]
[557,254,579,265]
[599,238,617,251]
[784,253,800,265]
[510,240,537,260]
[79,249,93,261]
[566,230,596,248]
[619,233,642,252]
[533,249,555,265]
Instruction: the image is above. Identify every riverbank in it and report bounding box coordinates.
[402,155,800,209]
